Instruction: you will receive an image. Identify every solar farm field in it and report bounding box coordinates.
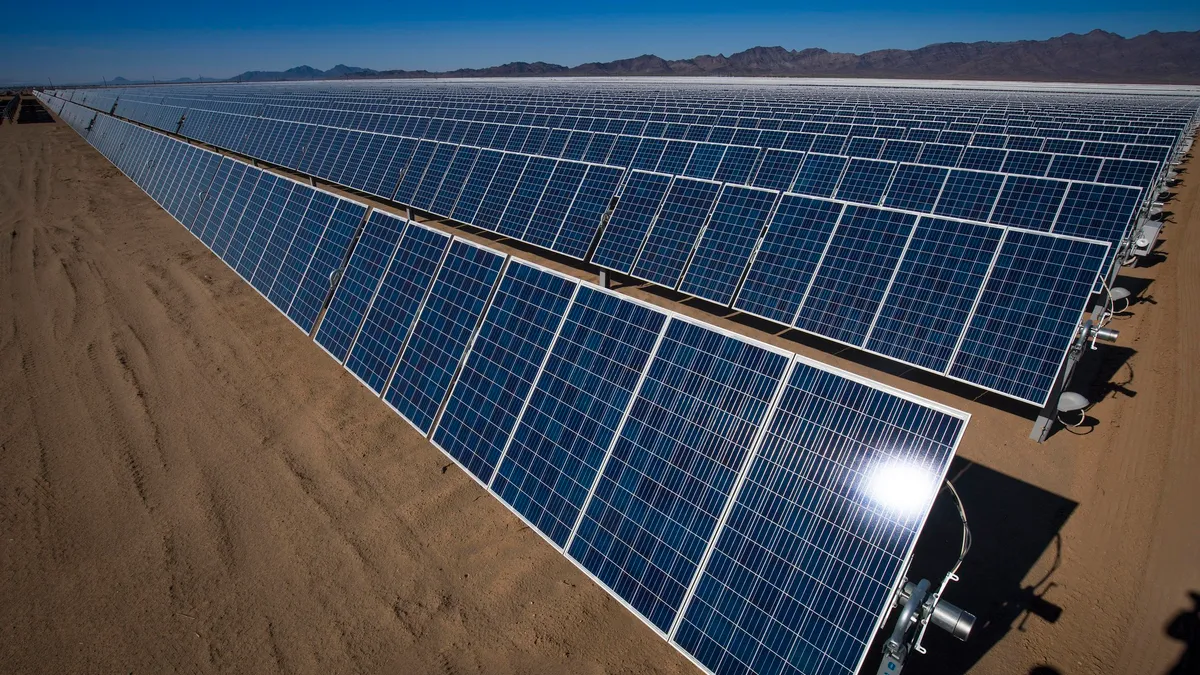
[2,79,1199,675]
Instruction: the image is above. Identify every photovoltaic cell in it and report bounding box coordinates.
[751,150,806,192]
[475,153,530,231]
[431,146,480,217]
[1046,155,1103,182]
[569,318,790,633]
[835,159,896,205]
[734,196,842,324]
[679,185,778,305]
[675,360,966,675]
[497,156,556,238]
[866,217,1003,371]
[315,210,408,361]
[433,262,577,483]
[950,231,1109,404]
[344,223,451,394]
[451,149,503,224]
[290,198,367,332]
[794,206,917,346]
[492,287,668,547]
[383,241,505,433]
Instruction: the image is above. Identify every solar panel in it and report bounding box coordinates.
[491,286,668,547]
[674,359,967,675]
[678,185,778,305]
[497,156,556,238]
[552,164,625,260]
[1052,182,1141,245]
[289,198,368,332]
[933,170,1004,221]
[568,317,791,633]
[591,170,674,272]
[883,164,948,212]
[382,240,506,433]
[751,150,806,192]
[251,184,314,295]
[835,158,897,205]
[865,217,1004,371]
[451,149,503,224]
[344,222,451,393]
[432,261,578,482]
[268,190,337,316]
[949,230,1110,405]
[315,210,409,362]
[393,140,437,205]
[631,177,723,287]
[733,195,844,325]
[794,206,918,346]
[522,161,587,249]
[475,153,530,231]
[411,142,458,210]
[792,153,848,198]
[988,176,1067,231]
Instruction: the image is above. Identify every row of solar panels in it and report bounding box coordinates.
[72,84,1194,138]
[43,91,1113,407]
[104,94,1176,169]
[54,96,1153,256]
[52,94,971,675]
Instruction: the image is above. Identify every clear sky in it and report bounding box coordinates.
[3,0,1198,85]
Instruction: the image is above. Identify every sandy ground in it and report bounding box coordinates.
[1,118,1197,675]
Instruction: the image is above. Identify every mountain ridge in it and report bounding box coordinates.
[106,29,1200,85]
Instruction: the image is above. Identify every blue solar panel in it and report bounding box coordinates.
[1046,155,1102,182]
[880,140,922,164]
[714,146,762,185]
[835,158,897,205]
[411,143,458,211]
[591,171,674,273]
[884,164,948,212]
[492,287,668,547]
[866,217,1003,371]
[917,143,964,168]
[792,154,848,198]
[268,191,337,316]
[1053,183,1141,245]
[751,150,806,192]
[392,140,438,205]
[196,160,247,249]
[568,317,790,633]
[210,168,261,258]
[674,359,966,675]
[679,185,778,305]
[734,196,843,324]
[433,262,577,482]
[631,178,723,287]
[949,231,1109,404]
[344,222,451,393]
[988,176,1067,231]
[957,147,1007,173]
[933,170,1004,222]
[450,149,503,224]
[1096,158,1157,189]
[315,210,409,361]
[233,178,292,281]
[290,198,368,332]
[523,161,587,249]
[497,156,556,238]
[383,240,506,433]
[554,165,625,260]
[684,143,727,180]
[430,146,480,217]
[794,206,917,346]
[657,140,697,175]
[475,153,530,231]
[845,136,885,158]
[252,184,314,296]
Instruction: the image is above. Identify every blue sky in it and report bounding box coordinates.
[4,0,1198,84]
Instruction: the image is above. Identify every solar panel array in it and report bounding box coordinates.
[43,82,1189,407]
[50,95,973,675]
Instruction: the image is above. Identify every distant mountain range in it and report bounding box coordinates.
[104,29,1200,86]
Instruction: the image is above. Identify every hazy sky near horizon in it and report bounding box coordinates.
[4,0,1198,84]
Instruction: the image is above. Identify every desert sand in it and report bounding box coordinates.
[1,117,1197,674]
